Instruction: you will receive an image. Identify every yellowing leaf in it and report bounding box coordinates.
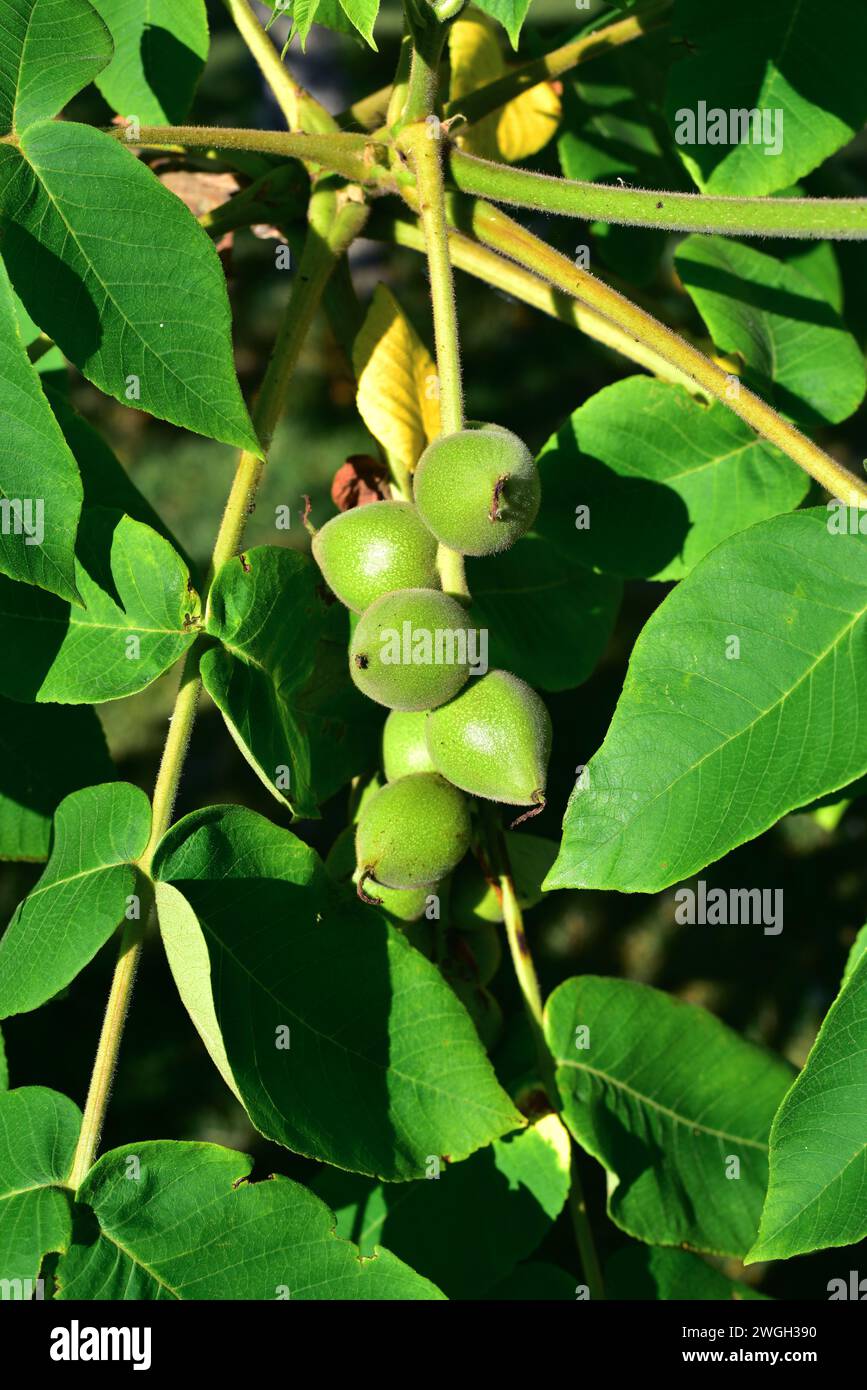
[353,286,440,470]
[448,14,561,164]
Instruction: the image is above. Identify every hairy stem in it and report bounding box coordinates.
[449,151,867,240]
[458,198,867,505]
[446,0,671,128]
[222,0,337,134]
[372,207,699,389]
[67,190,367,1192]
[111,124,383,183]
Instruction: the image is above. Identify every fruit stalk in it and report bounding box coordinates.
[66,191,366,1193]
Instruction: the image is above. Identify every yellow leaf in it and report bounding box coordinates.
[448,14,561,164]
[352,285,440,470]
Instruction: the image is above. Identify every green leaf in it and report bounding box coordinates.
[545,977,794,1255]
[0,507,200,704]
[337,0,378,49]
[0,1028,6,1089]
[0,256,83,603]
[0,696,114,861]
[153,804,524,1180]
[607,1244,769,1300]
[0,121,260,452]
[536,377,808,582]
[313,1114,571,1298]
[546,511,867,894]
[748,950,867,1263]
[675,235,865,427]
[0,1087,80,1289]
[202,546,379,818]
[287,0,322,49]
[0,0,113,136]
[843,924,867,988]
[474,0,532,49]
[91,0,209,123]
[56,1140,444,1299]
[0,782,150,1018]
[467,537,621,691]
[666,0,867,196]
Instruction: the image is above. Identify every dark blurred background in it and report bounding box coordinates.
[2,0,866,1299]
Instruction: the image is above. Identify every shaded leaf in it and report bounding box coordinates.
[607,1244,769,1300]
[0,782,150,1018]
[56,1140,443,1299]
[0,256,82,602]
[314,1114,571,1298]
[467,537,621,691]
[153,804,524,1180]
[0,696,114,861]
[0,507,200,704]
[546,511,867,894]
[545,976,794,1255]
[536,377,808,581]
[202,546,379,818]
[91,0,209,124]
[0,121,260,451]
[748,950,867,1263]
[0,0,112,136]
[487,1259,576,1300]
[675,235,865,427]
[0,1087,80,1288]
[666,0,867,196]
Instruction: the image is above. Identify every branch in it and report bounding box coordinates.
[449,151,867,240]
[454,197,867,506]
[110,124,385,184]
[67,188,368,1192]
[222,0,337,134]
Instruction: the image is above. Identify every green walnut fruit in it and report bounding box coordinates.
[350,589,478,711]
[356,772,472,895]
[382,709,436,780]
[451,834,559,929]
[413,424,540,556]
[312,500,439,613]
[426,669,551,807]
[351,867,435,923]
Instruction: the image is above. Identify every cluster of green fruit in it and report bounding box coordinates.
[314,423,553,1044]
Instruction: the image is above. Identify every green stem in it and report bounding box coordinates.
[222,0,337,134]
[456,197,867,506]
[399,2,450,128]
[480,806,604,1299]
[445,0,671,128]
[66,190,367,1194]
[371,207,700,389]
[111,125,384,184]
[449,151,867,240]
